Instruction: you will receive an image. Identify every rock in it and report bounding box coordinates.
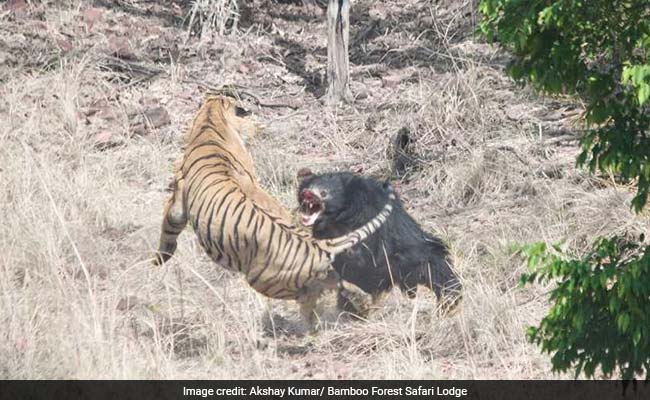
[82,100,117,125]
[238,63,259,75]
[381,74,402,88]
[107,35,136,60]
[4,0,26,11]
[130,106,171,136]
[4,0,27,19]
[354,90,369,100]
[144,107,171,128]
[352,82,370,100]
[82,7,102,31]
[505,104,528,121]
[4,0,29,21]
[55,38,73,52]
[94,130,122,150]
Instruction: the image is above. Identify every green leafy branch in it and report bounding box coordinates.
[519,237,650,379]
[480,0,650,380]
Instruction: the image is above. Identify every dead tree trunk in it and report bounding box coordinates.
[326,0,352,105]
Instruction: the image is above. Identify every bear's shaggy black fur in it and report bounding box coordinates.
[297,171,462,314]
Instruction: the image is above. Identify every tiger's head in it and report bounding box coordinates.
[206,94,251,118]
[188,95,258,146]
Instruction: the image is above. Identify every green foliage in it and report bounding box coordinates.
[623,64,650,106]
[479,0,650,212]
[520,237,650,379]
[480,0,650,379]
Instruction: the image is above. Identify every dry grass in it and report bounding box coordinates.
[1,0,648,379]
[187,0,240,40]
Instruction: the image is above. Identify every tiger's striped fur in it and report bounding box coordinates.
[152,95,394,326]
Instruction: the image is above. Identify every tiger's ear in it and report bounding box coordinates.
[297,168,313,181]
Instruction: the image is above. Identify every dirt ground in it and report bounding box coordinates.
[1,0,648,379]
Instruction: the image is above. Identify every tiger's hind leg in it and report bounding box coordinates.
[258,294,276,334]
[298,293,320,334]
[297,268,339,333]
[337,280,373,319]
[153,176,187,265]
[297,281,333,333]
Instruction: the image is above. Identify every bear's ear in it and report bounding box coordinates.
[342,172,356,185]
[297,168,313,181]
[382,179,395,193]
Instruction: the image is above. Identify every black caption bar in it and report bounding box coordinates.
[0,380,648,400]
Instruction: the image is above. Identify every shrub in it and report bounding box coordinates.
[480,0,650,379]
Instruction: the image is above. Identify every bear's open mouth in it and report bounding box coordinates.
[299,189,322,226]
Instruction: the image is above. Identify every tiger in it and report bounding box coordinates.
[152,94,395,328]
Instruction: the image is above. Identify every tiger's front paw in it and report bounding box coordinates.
[151,251,172,266]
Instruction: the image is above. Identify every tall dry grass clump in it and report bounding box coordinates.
[186,0,240,40]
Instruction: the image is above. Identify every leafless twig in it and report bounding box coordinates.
[185,80,299,110]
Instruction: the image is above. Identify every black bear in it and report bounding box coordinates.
[297,170,462,316]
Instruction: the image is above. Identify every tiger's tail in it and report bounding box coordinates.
[153,177,188,265]
[318,183,396,256]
